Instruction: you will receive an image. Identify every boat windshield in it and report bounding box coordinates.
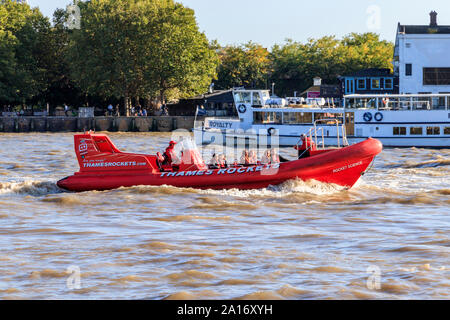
[234,92,252,104]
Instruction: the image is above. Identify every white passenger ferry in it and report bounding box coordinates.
[193,89,450,148]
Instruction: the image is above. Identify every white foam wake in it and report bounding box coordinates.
[0,180,61,196]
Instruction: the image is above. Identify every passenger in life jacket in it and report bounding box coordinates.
[295,134,317,159]
[261,150,271,165]
[219,154,228,168]
[240,150,250,166]
[249,150,258,165]
[270,148,280,163]
[209,153,220,169]
[163,141,180,166]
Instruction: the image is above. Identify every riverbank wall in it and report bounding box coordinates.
[0,116,198,133]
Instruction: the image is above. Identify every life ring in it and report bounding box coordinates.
[267,127,276,136]
[238,104,247,113]
[374,112,383,122]
[363,112,373,122]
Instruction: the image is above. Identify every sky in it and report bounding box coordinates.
[27,0,450,48]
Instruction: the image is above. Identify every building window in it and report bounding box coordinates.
[444,127,450,135]
[384,78,393,89]
[423,68,450,85]
[405,64,412,76]
[357,79,366,90]
[393,127,406,135]
[410,127,423,135]
[346,79,354,93]
[426,126,440,135]
[371,78,381,90]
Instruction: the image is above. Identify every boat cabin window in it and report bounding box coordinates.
[234,92,251,104]
[426,126,440,135]
[345,98,377,109]
[282,112,313,124]
[393,127,406,135]
[252,92,262,106]
[253,111,282,124]
[314,112,344,124]
[410,127,423,135]
[444,127,450,135]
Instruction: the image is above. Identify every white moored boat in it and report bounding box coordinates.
[193,89,450,148]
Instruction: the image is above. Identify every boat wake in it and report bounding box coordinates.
[383,156,450,169]
[111,178,347,199]
[202,178,347,199]
[0,180,61,196]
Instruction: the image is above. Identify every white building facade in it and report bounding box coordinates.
[394,11,450,94]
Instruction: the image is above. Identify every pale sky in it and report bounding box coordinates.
[28,0,450,48]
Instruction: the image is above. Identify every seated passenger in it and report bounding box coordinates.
[240,150,251,166]
[261,150,271,164]
[163,140,179,165]
[249,150,258,165]
[219,154,228,168]
[270,148,280,163]
[209,153,220,169]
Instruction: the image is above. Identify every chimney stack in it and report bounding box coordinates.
[430,11,438,27]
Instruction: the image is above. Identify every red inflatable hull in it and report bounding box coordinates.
[57,134,382,192]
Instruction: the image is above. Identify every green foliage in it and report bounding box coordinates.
[0,0,50,104]
[270,33,394,96]
[215,42,271,90]
[67,0,219,106]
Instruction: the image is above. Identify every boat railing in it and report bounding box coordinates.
[295,119,349,151]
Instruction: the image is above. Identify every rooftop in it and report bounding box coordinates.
[342,68,393,78]
[398,25,450,34]
[398,11,450,34]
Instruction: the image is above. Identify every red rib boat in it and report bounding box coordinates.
[56,133,382,192]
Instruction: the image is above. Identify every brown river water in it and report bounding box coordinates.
[0,132,448,299]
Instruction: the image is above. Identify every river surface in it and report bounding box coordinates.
[0,132,448,300]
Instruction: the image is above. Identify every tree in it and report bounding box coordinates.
[270,33,394,96]
[342,33,394,73]
[34,8,84,110]
[0,0,50,105]
[67,0,218,114]
[215,42,271,90]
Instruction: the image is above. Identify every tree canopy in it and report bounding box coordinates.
[270,33,394,95]
[0,0,50,104]
[67,0,219,112]
[215,42,271,90]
